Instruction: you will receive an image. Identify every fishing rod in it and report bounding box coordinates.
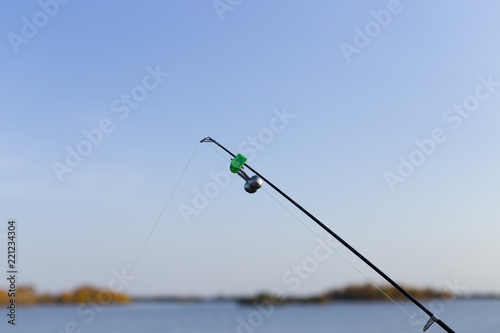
[200,136,456,333]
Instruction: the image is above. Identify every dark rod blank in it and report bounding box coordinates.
[201,137,455,333]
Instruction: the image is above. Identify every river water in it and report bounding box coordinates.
[5,299,499,332]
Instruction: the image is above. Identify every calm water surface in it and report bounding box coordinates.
[6,299,499,333]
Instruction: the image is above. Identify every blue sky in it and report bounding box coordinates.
[1,1,499,298]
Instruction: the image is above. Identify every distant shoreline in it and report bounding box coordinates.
[2,284,499,306]
[131,294,500,304]
[132,283,500,306]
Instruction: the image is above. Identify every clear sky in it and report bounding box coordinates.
[1,1,499,298]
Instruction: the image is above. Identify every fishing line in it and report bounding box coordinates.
[129,142,201,274]
[207,142,231,161]
[260,187,424,329]
[205,142,424,329]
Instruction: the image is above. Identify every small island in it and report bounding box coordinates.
[237,283,454,305]
[0,286,131,306]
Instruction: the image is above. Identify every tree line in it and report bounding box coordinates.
[0,286,130,305]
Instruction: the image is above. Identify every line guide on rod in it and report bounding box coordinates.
[200,136,456,333]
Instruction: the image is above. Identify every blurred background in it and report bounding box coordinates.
[1,0,499,303]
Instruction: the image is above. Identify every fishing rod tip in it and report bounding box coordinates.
[200,137,214,143]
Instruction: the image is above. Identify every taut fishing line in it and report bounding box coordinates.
[260,186,424,329]
[129,142,201,274]
[205,142,424,329]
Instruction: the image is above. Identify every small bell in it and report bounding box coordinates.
[244,175,263,194]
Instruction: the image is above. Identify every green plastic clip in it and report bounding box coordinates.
[230,153,247,173]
